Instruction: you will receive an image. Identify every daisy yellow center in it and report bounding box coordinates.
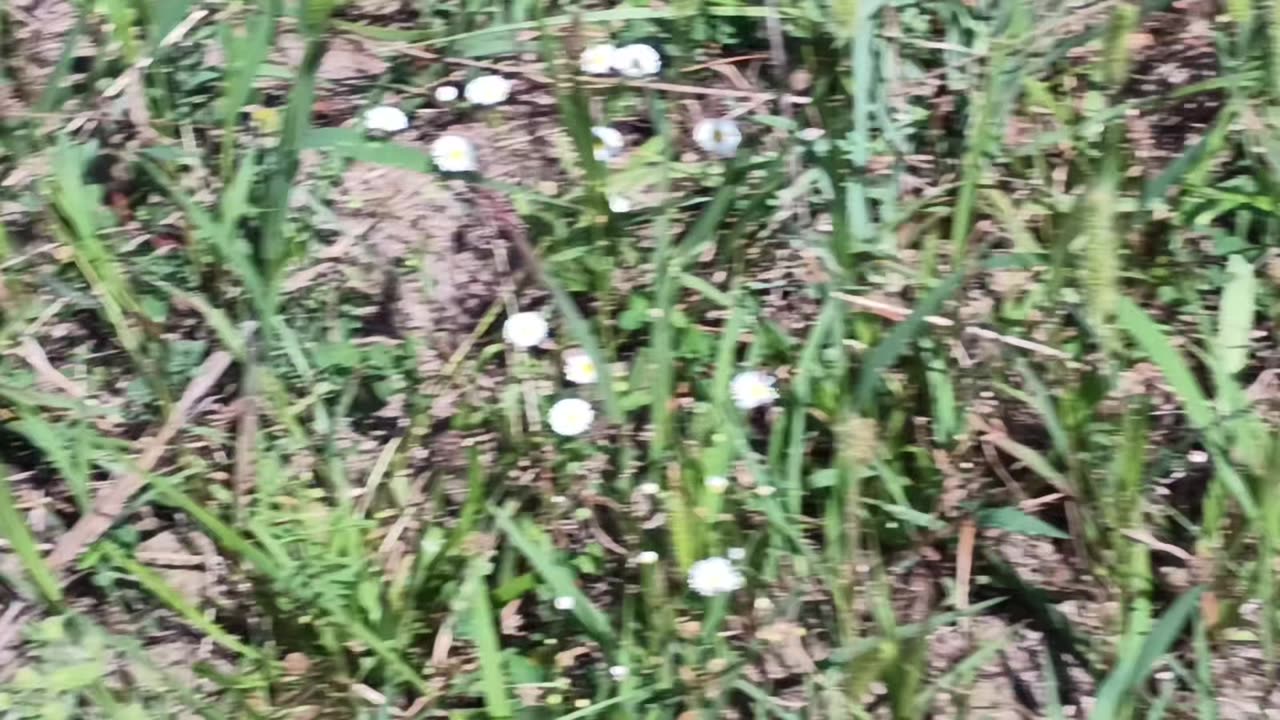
[579,360,596,374]
[746,383,770,400]
[712,129,724,143]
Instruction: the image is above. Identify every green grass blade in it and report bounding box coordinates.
[0,464,64,607]
[492,505,617,647]
[469,559,513,717]
[1093,587,1203,719]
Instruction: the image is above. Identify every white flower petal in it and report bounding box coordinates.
[580,44,618,75]
[726,547,746,561]
[363,106,409,133]
[705,476,729,493]
[431,134,477,173]
[693,118,743,158]
[433,85,459,103]
[637,482,661,495]
[607,195,632,213]
[636,550,660,565]
[553,596,576,610]
[464,75,512,106]
[591,126,625,162]
[548,398,595,437]
[563,350,599,384]
[730,370,778,410]
[612,44,661,78]
[608,665,630,680]
[502,311,549,349]
[687,557,744,597]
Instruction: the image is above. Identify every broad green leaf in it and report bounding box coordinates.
[976,507,1070,539]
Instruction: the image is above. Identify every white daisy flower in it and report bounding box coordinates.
[612,43,661,78]
[1187,449,1209,464]
[580,43,617,75]
[705,475,729,494]
[431,134,477,173]
[502,311,549,349]
[591,126,625,162]
[637,482,660,495]
[562,350,598,384]
[464,74,512,106]
[553,595,576,611]
[548,398,595,437]
[608,665,630,680]
[730,370,778,409]
[754,485,777,497]
[363,105,409,133]
[687,556,744,597]
[693,118,743,158]
[607,195,632,213]
[726,547,746,561]
[433,85,459,103]
[635,550,659,565]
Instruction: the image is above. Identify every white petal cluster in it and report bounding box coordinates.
[613,44,662,78]
[434,85,459,103]
[579,44,617,75]
[431,135,477,173]
[548,398,594,437]
[591,126,625,162]
[562,350,598,384]
[363,106,409,133]
[687,556,744,597]
[464,75,512,106]
[693,118,743,158]
[730,371,778,409]
[502,311,549,349]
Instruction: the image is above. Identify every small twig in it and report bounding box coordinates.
[681,54,771,73]
[833,291,1079,363]
[45,351,234,573]
[14,337,88,398]
[955,518,976,633]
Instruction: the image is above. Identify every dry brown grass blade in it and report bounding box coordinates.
[44,350,234,573]
[15,337,88,398]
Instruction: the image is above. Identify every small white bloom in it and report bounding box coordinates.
[363,105,409,133]
[553,595,576,611]
[431,134,477,173]
[607,195,632,213]
[591,126,625,162]
[730,370,779,409]
[753,596,774,612]
[580,43,618,75]
[503,311,549,349]
[548,398,595,437]
[608,665,630,680]
[464,74,512,106]
[1187,449,1209,464]
[687,556,744,597]
[637,482,661,495]
[705,475,729,494]
[693,118,743,158]
[754,485,776,498]
[726,547,746,562]
[636,550,659,565]
[798,127,826,142]
[433,85,459,103]
[612,43,661,78]
[562,350,598,384]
